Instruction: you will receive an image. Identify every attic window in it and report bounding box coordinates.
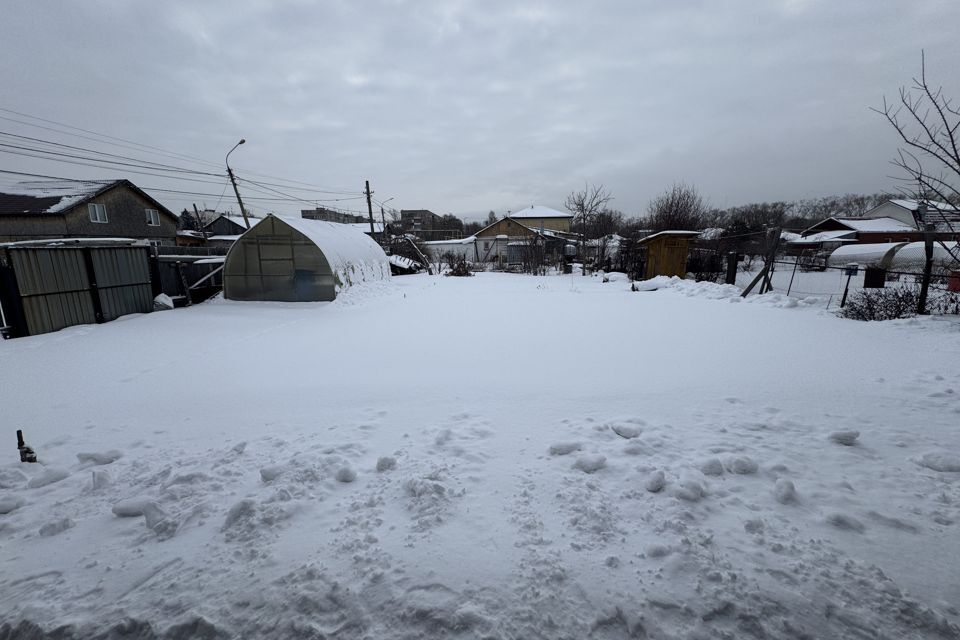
[145,209,160,226]
[88,203,108,223]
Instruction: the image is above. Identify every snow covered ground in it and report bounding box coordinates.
[1,273,959,639]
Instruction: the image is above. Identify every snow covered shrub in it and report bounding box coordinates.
[445,257,473,277]
[929,291,960,315]
[839,287,919,321]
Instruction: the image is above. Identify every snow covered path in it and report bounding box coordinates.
[2,273,959,639]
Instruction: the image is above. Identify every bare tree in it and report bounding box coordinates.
[644,183,708,231]
[874,51,960,236]
[565,183,613,231]
[565,183,613,273]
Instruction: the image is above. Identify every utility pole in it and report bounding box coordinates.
[365,180,375,235]
[192,204,209,244]
[225,139,251,229]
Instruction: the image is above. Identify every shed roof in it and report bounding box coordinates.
[205,214,262,230]
[636,230,701,244]
[788,230,857,244]
[800,216,916,236]
[835,217,916,232]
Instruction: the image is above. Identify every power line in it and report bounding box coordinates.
[0,107,224,171]
[0,107,365,196]
[0,130,222,176]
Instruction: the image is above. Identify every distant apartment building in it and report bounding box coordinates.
[301,207,368,225]
[400,209,440,234]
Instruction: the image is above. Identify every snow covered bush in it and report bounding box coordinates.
[839,287,919,321]
[445,257,473,277]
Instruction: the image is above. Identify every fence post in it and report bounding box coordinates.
[175,262,193,307]
[786,255,800,296]
[759,227,781,294]
[839,263,858,308]
[81,248,104,323]
[916,223,935,315]
[725,252,738,285]
[148,246,163,297]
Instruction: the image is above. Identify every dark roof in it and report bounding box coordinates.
[0,193,66,216]
[0,179,177,220]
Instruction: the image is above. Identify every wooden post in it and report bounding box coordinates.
[81,248,104,323]
[760,227,781,294]
[175,262,192,306]
[916,223,935,315]
[786,254,800,296]
[725,252,738,285]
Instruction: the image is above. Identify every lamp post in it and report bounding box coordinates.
[225,139,251,229]
[380,197,394,238]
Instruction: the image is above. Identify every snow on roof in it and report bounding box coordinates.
[423,236,477,246]
[699,227,724,240]
[790,230,857,244]
[0,237,139,248]
[834,217,916,232]
[827,242,907,268]
[257,215,390,287]
[636,230,701,244]
[508,205,573,219]
[889,241,960,269]
[0,180,116,215]
[889,199,957,212]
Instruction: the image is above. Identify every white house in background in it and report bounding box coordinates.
[797,199,960,253]
[504,205,575,232]
[862,199,960,232]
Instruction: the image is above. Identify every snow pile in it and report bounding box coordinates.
[1,272,959,638]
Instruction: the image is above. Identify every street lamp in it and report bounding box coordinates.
[380,197,395,235]
[225,139,251,229]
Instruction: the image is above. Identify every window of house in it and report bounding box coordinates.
[146,209,160,226]
[88,203,108,223]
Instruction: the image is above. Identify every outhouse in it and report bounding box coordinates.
[636,230,700,279]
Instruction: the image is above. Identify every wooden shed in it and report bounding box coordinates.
[223,215,390,302]
[636,230,700,279]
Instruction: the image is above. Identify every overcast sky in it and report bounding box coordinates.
[2,1,958,221]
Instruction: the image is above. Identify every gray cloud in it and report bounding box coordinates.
[2,0,959,219]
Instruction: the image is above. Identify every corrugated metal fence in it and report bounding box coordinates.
[0,245,154,338]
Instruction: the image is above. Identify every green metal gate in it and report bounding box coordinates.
[0,245,153,337]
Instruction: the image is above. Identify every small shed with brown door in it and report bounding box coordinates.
[636,230,701,279]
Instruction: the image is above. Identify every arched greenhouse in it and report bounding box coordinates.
[223,215,390,302]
